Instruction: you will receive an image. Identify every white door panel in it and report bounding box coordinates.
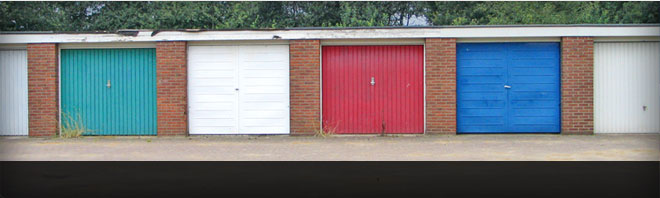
[238,45,290,134]
[594,42,660,133]
[188,45,290,134]
[188,46,239,134]
[0,50,28,136]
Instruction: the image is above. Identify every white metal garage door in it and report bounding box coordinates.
[188,45,290,134]
[594,42,660,133]
[0,50,28,135]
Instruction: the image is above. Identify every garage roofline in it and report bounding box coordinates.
[2,24,659,33]
[1,24,659,44]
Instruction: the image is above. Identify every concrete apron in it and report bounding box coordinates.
[0,134,658,161]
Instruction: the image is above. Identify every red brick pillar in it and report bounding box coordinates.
[156,41,188,136]
[27,43,59,137]
[290,40,321,135]
[561,37,594,135]
[425,38,457,134]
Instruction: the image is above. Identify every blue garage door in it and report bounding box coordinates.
[457,43,560,133]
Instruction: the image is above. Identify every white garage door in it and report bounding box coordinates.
[188,45,290,134]
[0,50,29,135]
[594,42,660,133]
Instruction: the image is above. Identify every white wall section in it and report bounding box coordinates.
[594,42,660,133]
[0,50,29,135]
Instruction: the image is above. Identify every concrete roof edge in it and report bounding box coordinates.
[1,24,659,34]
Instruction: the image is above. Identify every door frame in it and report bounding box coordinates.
[0,44,27,50]
[320,39,426,134]
[57,42,158,137]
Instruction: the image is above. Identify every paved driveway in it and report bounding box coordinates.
[0,134,658,161]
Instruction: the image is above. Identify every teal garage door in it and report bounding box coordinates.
[61,49,157,135]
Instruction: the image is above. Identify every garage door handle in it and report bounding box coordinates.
[370,77,375,86]
[107,80,111,88]
[504,85,511,89]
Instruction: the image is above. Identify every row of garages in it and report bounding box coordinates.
[0,25,658,136]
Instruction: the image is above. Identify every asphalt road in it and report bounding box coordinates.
[1,134,658,161]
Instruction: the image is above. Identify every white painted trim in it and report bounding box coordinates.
[594,36,660,42]
[321,39,425,46]
[188,40,289,46]
[1,26,658,44]
[457,37,561,43]
[57,45,62,137]
[189,131,289,135]
[0,44,27,50]
[186,44,192,135]
[438,26,658,38]
[185,42,190,136]
[422,42,427,134]
[318,41,323,133]
[59,42,156,49]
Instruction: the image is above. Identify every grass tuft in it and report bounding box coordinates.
[314,121,338,138]
[60,111,92,138]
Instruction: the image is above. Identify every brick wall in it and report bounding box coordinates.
[27,43,59,137]
[156,41,188,136]
[561,37,594,135]
[425,38,457,134]
[290,40,321,135]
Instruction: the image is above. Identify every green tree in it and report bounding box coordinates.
[1,1,659,31]
[0,1,102,31]
[423,1,660,25]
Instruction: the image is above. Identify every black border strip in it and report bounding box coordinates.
[1,161,658,198]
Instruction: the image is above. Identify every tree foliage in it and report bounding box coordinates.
[424,1,660,25]
[0,1,658,31]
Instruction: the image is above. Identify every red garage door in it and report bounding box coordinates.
[322,45,424,134]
